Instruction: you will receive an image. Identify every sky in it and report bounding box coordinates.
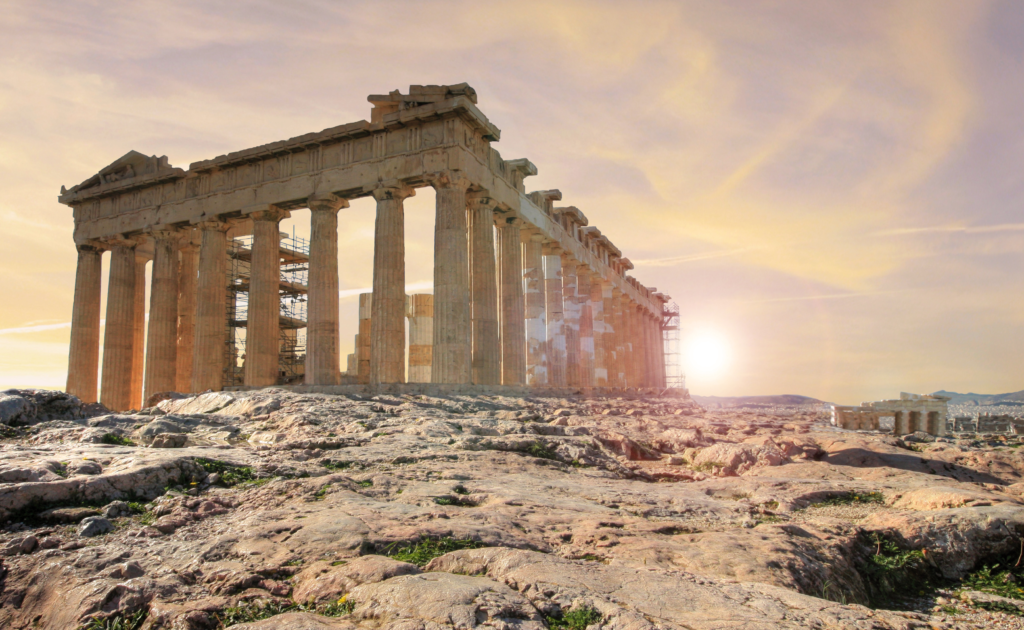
[0,0,1021,404]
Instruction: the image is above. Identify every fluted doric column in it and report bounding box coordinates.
[576,269,594,388]
[143,230,179,402]
[591,279,608,387]
[192,221,230,393]
[370,185,413,385]
[561,256,581,388]
[621,301,636,387]
[497,217,525,385]
[609,290,625,387]
[522,230,547,385]
[646,312,660,387]
[407,294,433,383]
[100,239,137,411]
[306,195,349,385]
[631,304,647,388]
[468,192,499,385]
[66,242,105,403]
[131,250,148,409]
[175,236,198,393]
[543,249,565,387]
[429,171,472,383]
[246,208,288,387]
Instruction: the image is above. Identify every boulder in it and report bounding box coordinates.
[151,433,187,448]
[292,555,421,604]
[78,516,114,537]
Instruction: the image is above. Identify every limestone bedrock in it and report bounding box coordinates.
[1,388,1023,629]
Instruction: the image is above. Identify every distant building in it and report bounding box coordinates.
[832,392,949,436]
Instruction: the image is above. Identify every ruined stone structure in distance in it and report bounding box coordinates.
[60,83,672,411]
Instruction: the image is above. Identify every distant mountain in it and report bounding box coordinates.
[932,390,1024,405]
[692,394,825,407]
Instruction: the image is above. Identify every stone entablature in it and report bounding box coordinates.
[832,392,949,437]
[60,83,672,410]
[60,84,655,315]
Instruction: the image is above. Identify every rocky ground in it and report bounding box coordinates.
[3,388,1024,629]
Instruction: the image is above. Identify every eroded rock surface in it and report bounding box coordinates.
[1,389,1022,628]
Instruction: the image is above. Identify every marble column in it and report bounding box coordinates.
[623,302,638,387]
[357,293,372,384]
[143,231,179,403]
[497,217,525,385]
[192,221,230,394]
[306,195,349,386]
[653,311,666,387]
[610,291,625,387]
[561,256,582,388]
[523,231,547,385]
[66,243,104,403]
[591,279,608,387]
[100,240,137,412]
[576,269,595,388]
[371,186,413,385]
[175,238,198,393]
[467,192,499,385]
[246,208,288,387]
[130,253,148,409]
[430,171,472,383]
[407,294,433,383]
[631,305,648,388]
[543,250,565,387]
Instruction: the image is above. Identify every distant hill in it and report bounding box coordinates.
[932,390,1024,405]
[693,394,825,407]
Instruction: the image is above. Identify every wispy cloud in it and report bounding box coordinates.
[633,247,761,267]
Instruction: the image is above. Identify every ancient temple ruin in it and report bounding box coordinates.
[832,392,949,436]
[60,83,673,411]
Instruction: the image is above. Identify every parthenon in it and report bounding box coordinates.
[60,83,672,411]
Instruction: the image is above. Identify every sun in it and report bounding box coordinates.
[684,330,731,379]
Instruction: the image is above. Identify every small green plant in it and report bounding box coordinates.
[859,533,928,606]
[691,461,724,473]
[218,600,293,626]
[382,536,484,567]
[961,564,1024,600]
[357,479,373,487]
[452,485,470,495]
[580,554,603,562]
[524,443,558,460]
[546,605,603,630]
[101,433,135,447]
[816,492,885,507]
[193,457,259,487]
[313,486,329,500]
[434,495,477,507]
[85,610,147,630]
[322,460,354,471]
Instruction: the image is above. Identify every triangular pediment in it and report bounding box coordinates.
[67,150,173,194]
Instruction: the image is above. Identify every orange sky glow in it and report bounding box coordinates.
[0,0,1021,404]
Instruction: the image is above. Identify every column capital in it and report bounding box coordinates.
[466,190,496,208]
[308,193,351,213]
[195,219,232,232]
[495,213,523,228]
[425,169,471,192]
[100,234,139,249]
[75,240,108,254]
[251,207,290,222]
[145,226,179,242]
[370,184,415,202]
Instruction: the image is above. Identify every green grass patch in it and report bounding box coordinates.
[357,479,373,487]
[84,610,147,630]
[193,458,259,487]
[217,597,355,626]
[962,564,1024,601]
[524,443,558,460]
[434,496,477,507]
[101,433,135,447]
[546,606,603,630]
[859,533,928,607]
[452,485,470,495]
[381,536,484,567]
[322,460,355,471]
[691,461,724,473]
[816,491,885,507]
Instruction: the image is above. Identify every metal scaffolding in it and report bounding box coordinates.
[661,301,685,390]
[224,233,310,387]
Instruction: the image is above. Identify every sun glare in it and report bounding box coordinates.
[685,330,731,379]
